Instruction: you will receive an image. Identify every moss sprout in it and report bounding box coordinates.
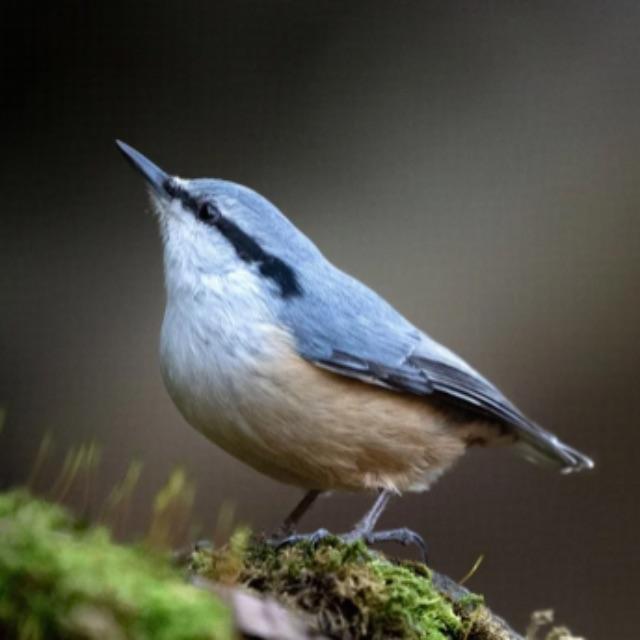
[0,490,232,640]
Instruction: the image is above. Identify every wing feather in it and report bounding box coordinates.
[279,262,592,472]
[308,348,593,472]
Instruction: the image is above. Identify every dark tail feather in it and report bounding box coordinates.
[514,426,594,473]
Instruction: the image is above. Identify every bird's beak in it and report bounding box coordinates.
[115,140,170,196]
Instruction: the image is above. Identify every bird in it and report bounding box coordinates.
[116,140,593,558]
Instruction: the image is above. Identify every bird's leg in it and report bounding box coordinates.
[344,489,428,562]
[344,489,391,539]
[276,490,390,547]
[275,489,428,562]
[274,489,322,538]
[270,489,331,547]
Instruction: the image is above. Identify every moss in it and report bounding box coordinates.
[0,487,582,640]
[194,534,468,640]
[0,490,232,640]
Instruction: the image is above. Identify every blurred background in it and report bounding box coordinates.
[2,1,639,636]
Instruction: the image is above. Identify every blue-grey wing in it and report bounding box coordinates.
[279,263,592,472]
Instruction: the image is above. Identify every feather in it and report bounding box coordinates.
[280,265,592,473]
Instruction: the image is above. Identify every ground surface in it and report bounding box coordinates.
[0,490,580,640]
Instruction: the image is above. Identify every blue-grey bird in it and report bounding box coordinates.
[116,140,593,556]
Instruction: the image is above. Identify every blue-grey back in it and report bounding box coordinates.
[282,258,421,365]
[164,174,592,471]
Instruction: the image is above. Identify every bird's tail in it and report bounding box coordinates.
[513,424,594,474]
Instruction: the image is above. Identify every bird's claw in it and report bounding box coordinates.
[362,527,428,563]
[269,527,332,549]
[269,526,428,563]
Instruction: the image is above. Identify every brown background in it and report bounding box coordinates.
[2,2,639,637]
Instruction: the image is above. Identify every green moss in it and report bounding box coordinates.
[0,490,232,640]
[194,534,466,639]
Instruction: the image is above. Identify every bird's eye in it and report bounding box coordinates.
[197,201,221,224]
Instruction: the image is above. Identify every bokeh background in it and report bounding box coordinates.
[2,1,639,636]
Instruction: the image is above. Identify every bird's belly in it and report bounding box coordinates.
[160,315,467,492]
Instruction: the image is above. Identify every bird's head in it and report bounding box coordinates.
[116,141,319,300]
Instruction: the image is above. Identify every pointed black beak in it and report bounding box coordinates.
[116,140,170,195]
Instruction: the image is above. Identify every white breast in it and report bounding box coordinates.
[159,264,299,474]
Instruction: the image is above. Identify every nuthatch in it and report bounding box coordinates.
[117,140,593,557]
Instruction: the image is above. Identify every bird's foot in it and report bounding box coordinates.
[271,526,427,563]
[269,527,332,548]
[355,527,428,563]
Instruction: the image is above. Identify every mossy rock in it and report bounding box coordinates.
[0,489,577,640]
[0,490,232,639]
[191,530,520,640]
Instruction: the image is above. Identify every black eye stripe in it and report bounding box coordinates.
[197,201,221,224]
[162,178,221,225]
[162,179,223,226]
[162,179,302,299]
[215,216,303,299]
[162,178,199,211]
[162,179,179,198]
